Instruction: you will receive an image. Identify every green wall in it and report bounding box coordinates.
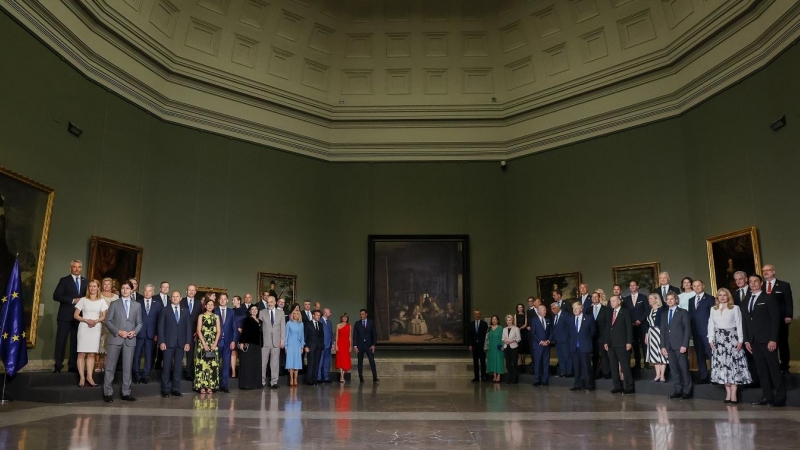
[1,10,799,362]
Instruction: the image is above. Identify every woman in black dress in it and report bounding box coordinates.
[238,305,263,390]
[515,303,529,367]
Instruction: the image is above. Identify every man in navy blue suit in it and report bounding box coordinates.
[550,302,573,378]
[52,259,88,373]
[569,302,596,391]
[578,283,593,315]
[214,293,239,393]
[688,280,714,383]
[317,308,335,383]
[623,280,648,374]
[353,309,379,383]
[530,305,552,387]
[134,284,162,384]
[158,291,192,398]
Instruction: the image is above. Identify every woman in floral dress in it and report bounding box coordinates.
[194,298,221,394]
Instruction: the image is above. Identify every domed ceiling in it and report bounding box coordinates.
[4,0,800,160]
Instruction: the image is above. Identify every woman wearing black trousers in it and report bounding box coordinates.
[503,315,521,383]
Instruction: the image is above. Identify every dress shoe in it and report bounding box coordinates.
[220,388,230,393]
[623,389,635,395]
[162,393,170,398]
[324,380,333,384]
[723,399,732,404]
[541,383,549,387]
[603,375,612,379]
[68,368,79,373]
[533,382,542,387]
[133,378,141,384]
[610,388,623,394]
[359,377,365,383]
[471,378,479,382]
[373,378,380,383]
[270,384,279,389]
[52,368,62,374]
[121,395,137,402]
[752,398,770,406]
[103,396,113,403]
[681,394,693,400]
[142,379,150,385]
[587,388,595,392]
[668,392,683,399]
[569,387,580,391]
[171,391,183,397]
[770,401,786,407]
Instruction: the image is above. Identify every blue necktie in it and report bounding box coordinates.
[174,306,179,322]
[668,309,673,325]
[124,299,130,318]
[75,277,80,293]
[575,316,580,348]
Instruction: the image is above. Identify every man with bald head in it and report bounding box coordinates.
[655,272,681,303]
[530,305,552,387]
[762,264,793,372]
[180,285,201,380]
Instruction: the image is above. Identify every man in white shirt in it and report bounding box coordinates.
[762,264,794,373]
[578,283,591,314]
[660,292,692,399]
[732,271,750,306]
[656,272,681,303]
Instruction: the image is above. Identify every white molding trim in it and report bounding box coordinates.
[2,0,800,161]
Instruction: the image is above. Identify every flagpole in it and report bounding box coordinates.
[0,373,10,404]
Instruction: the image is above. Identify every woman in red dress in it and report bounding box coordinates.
[335,313,352,383]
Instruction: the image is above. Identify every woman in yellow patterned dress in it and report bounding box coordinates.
[194,298,221,394]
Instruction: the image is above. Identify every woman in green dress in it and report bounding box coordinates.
[194,298,221,394]
[485,315,506,382]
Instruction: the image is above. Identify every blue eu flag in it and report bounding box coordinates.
[0,258,28,376]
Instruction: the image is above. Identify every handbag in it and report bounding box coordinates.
[203,350,216,360]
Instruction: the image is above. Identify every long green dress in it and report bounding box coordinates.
[194,313,220,391]
[486,325,506,374]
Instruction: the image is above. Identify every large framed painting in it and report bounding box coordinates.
[87,236,143,295]
[257,272,297,307]
[0,166,55,348]
[536,271,582,307]
[196,286,227,303]
[368,235,469,347]
[706,226,761,293]
[613,262,661,296]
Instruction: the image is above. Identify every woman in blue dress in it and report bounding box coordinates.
[285,309,305,386]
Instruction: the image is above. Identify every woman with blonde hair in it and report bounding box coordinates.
[73,279,107,387]
[285,309,305,386]
[594,289,607,306]
[643,293,668,383]
[708,288,751,404]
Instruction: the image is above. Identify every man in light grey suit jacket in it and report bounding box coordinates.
[103,281,143,402]
[258,296,285,389]
[660,292,692,400]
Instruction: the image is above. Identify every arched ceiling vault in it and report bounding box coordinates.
[4,0,800,161]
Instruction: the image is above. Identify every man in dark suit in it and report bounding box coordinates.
[158,291,192,398]
[303,310,324,385]
[762,264,793,373]
[466,309,488,382]
[743,274,786,407]
[525,297,539,372]
[256,291,270,311]
[605,295,634,394]
[129,278,140,303]
[154,281,171,370]
[660,292,692,399]
[589,292,611,379]
[550,302,573,378]
[530,305,552,387]
[578,284,592,315]
[732,271,750,306]
[654,272,681,303]
[215,293,239,393]
[134,284,162,384]
[180,284,201,380]
[353,308,378,382]
[317,308,335,383]
[622,280,648,374]
[569,302,595,391]
[688,279,714,383]
[51,259,87,373]
[301,300,314,323]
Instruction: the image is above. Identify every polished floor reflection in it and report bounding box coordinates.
[1,378,798,449]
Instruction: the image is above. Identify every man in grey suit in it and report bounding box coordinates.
[103,281,143,402]
[660,292,692,399]
[258,296,285,389]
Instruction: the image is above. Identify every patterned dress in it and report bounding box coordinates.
[709,306,752,385]
[194,313,220,391]
[645,308,668,364]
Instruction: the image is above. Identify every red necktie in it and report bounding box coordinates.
[612,310,618,325]
[767,281,773,294]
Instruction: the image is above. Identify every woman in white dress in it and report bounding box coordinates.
[708,288,751,404]
[677,277,694,311]
[97,277,119,372]
[73,280,108,387]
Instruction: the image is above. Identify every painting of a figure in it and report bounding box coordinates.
[706,227,761,293]
[257,272,296,307]
[613,262,661,296]
[368,235,469,346]
[0,166,54,348]
[87,236,143,295]
[536,272,582,308]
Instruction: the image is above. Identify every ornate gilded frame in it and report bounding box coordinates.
[195,286,228,303]
[706,226,761,294]
[257,272,297,307]
[536,271,583,307]
[0,165,55,348]
[612,261,662,295]
[87,236,143,295]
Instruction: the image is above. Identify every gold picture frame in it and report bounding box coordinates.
[87,236,143,295]
[196,286,228,303]
[612,262,662,295]
[0,165,55,348]
[257,272,296,307]
[706,226,761,294]
[536,271,582,307]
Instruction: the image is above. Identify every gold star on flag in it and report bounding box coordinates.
[1,332,7,339]
[1,296,6,303]
[11,335,19,342]
[11,292,18,299]
[22,332,26,338]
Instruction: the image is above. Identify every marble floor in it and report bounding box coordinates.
[1,378,798,449]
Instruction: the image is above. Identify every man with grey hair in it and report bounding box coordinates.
[52,259,87,373]
[762,264,793,373]
[317,308,335,383]
[134,284,162,384]
[655,272,681,303]
[732,271,750,306]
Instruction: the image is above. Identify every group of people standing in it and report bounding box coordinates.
[467,269,792,407]
[52,260,380,402]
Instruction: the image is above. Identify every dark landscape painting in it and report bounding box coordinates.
[707,227,761,293]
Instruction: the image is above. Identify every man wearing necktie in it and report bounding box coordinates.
[605,296,633,394]
[622,281,648,375]
[302,300,314,324]
[743,274,786,407]
[660,292,692,399]
[569,302,596,391]
[317,308,335,383]
[530,305,552,387]
[550,302,573,378]
[687,280,714,384]
[656,272,681,303]
[153,282,171,370]
[103,281,142,402]
[180,285,202,381]
[259,296,286,389]
[134,284,162,384]
[466,310,489,382]
[214,293,239,393]
[762,264,794,373]
[590,293,611,379]
[303,310,325,385]
[129,278,140,303]
[158,291,191,398]
[52,259,88,373]
[353,309,379,383]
